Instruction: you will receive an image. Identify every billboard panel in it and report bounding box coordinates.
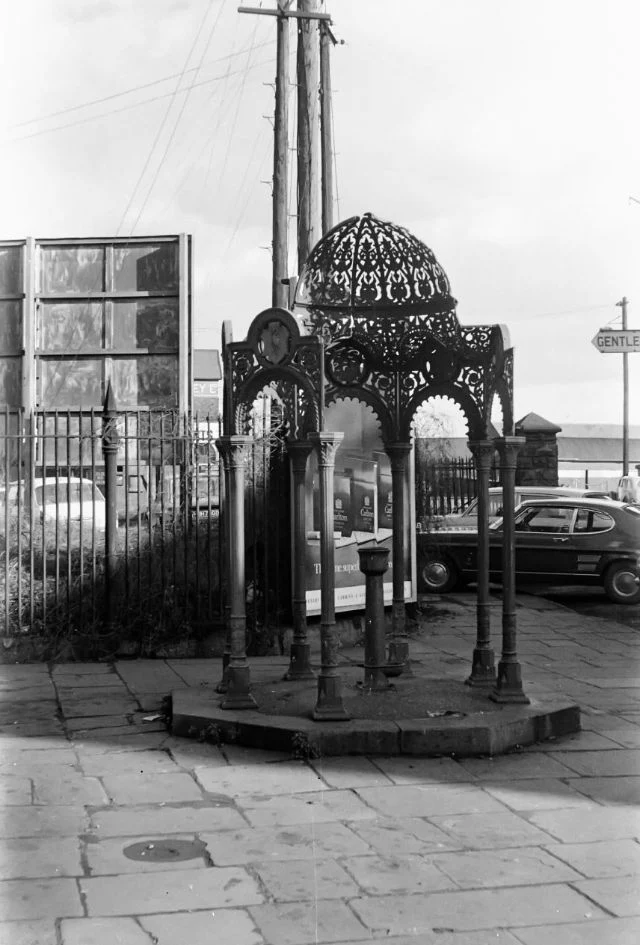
[301,399,416,615]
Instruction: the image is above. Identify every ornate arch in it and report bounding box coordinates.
[223,307,323,440]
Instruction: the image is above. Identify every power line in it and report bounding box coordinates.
[7,58,276,143]
[9,40,275,130]
[128,0,229,235]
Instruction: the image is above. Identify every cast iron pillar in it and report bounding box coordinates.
[215,450,232,693]
[466,439,496,686]
[285,440,315,679]
[490,436,530,704]
[358,545,391,691]
[216,435,257,710]
[309,431,350,720]
[385,442,412,670]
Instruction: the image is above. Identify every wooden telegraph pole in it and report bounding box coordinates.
[239,1,332,299]
[319,18,336,235]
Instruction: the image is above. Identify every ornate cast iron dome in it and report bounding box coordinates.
[295,212,455,316]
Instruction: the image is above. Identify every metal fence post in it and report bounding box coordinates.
[102,383,120,631]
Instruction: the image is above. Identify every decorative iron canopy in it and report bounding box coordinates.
[295,212,455,315]
[223,307,324,439]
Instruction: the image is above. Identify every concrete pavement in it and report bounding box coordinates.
[1,592,640,944]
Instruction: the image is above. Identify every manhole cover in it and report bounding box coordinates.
[123,839,206,863]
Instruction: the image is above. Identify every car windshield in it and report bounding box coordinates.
[35,483,99,503]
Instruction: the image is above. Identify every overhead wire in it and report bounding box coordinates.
[201,6,241,196]
[116,0,218,236]
[215,13,262,200]
[9,40,274,130]
[128,0,229,235]
[6,59,277,144]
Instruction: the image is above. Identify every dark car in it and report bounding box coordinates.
[418,497,640,604]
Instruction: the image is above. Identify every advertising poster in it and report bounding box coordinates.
[302,399,416,615]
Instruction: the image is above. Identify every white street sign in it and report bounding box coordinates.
[592,329,640,353]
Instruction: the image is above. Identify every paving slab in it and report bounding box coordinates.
[354,783,505,818]
[430,846,582,887]
[90,803,247,837]
[80,866,263,915]
[349,885,607,935]
[308,756,394,789]
[340,852,456,895]
[573,875,640,916]
[513,916,640,945]
[0,837,82,879]
[529,806,640,842]
[101,771,204,805]
[0,919,58,945]
[548,749,640,777]
[60,917,154,945]
[331,935,522,945]
[235,788,379,827]
[248,899,370,945]
[139,908,263,945]
[254,857,360,901]
[370,755,473,784]
[545,838,640,878]
[428,809,558,849]
[346,817,460,856]
[0,805,89,839]
[0,877,83,920]
[194,762,326,797]
[480,777,594,811]
[200,823,372,865]
[0,776,32,805]
[32,772,108,806]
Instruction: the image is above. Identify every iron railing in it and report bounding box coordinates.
[416,454,501,522]
[0,406,224,656]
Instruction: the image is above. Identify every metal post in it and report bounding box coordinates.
[491,436,530,704]
[358,545,390,691]
[385,442,412,670]
[101,383,120,632]
[617,296,629,476]
[215,450,232,693]
[309,431,349,720]
[216,435,257,709]
[466,439,496,686]
[285,440,315,679]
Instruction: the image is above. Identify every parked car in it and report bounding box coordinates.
[617,476,640,504]
[431,485,612,531]
[418,497,640,604]
[0,477,106,537]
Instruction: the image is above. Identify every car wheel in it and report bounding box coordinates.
[604,561,640,604]
[421,555,459,593]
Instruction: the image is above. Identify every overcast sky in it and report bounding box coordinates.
[2,0,640,431]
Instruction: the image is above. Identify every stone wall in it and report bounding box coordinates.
[514,413,561,487]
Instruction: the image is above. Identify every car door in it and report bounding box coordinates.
[512,504,579,582]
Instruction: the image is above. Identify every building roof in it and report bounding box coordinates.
[516,412,562,434]
[193,349,221,381]
[558,437,640,464]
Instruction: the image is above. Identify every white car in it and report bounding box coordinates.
[428,485,612,531]
[1,477,106,536]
